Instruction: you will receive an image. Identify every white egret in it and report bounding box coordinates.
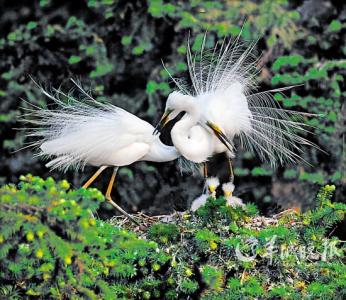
[222,182,245,208]
[191,177,220,211]
[23,80,180,223]
[154,35,319,183]
[155,92,233,166]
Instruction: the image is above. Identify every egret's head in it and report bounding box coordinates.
[153,91,194,135]
[222,182,235,198]
[206,177,220,194]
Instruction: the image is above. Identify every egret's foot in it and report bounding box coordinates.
[273,208,300,219]
[105,195,140,225]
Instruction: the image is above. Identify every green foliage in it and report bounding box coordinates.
[0,175,169,298]
[200,265,224,291]
[1,176,345,299]
[1,0,345,213]
[148,223,180,244]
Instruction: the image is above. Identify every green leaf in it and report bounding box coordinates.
[40,0,51,7]
[148,0,163,17]
[192,33,204,52]
[7,32,16,41]
[85,46,96,55]
[102,0,114,5]
[162,4,175,13]
[89,64,113,78]
[146,80,157,94]
[299,171,324,184]
[27,21,37,30]
[283,169,298,179]
[2,70,17,80]
[68,55,82,64]
[132,46,144,55]
[327,111,337,122]
[251,167,272,176]
[121,36,132,46]
[328,20,342,32]
[177,45,187,54]
[177,62,187,71]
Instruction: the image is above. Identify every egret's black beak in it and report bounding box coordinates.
[153,109,172,135]
[206,121,234,152]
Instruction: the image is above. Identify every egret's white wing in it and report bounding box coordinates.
[23,86,154,170]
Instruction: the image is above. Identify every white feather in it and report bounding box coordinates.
[191,194,208,212]
[22,82,179,171]
[226,196,245,208]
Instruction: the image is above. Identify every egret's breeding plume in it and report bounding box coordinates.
[191,177,220,211]
[155,34,318,184]
[23,80,180,223]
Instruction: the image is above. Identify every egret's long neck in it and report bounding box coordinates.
[171,102,200,142]
[157,144,180,162]
[170,101,205,164]
[144,139,180,162]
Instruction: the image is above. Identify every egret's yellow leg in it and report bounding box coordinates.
[105,167,139,225]
[228,158,234,183]
[82,165,108,189]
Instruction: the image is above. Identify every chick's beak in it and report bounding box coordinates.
[153,110,172,135]
[224,191,232,198]
[208,185,216,193]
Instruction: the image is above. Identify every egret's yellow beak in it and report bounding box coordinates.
[206,121,233,152]
[224,191,232,197]
[208,185,216,193]
[153,109,172,135]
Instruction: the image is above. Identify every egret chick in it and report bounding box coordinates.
[222,182,245,208]
[190,177,220,211]
[23,80,180,223]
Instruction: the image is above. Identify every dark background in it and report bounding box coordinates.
[0,0,345,216]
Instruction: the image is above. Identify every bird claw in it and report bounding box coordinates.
[105,196,140,225]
